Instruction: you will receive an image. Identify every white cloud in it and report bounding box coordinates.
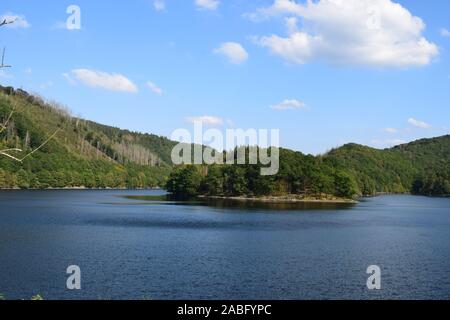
[1,13,30,28]
[39,81,54,90]
[70,69,138,93]
[383,127,398,134]
[408,118,431,129]
[154,0,166,11]
[195,0,220,11]
[24,68,32,75]
[146,81,164,95]
[386,139,407,146]
[253,0,438,68]
[270,99,306,110]
[246,0,303,21]
[0,70,12,79]
[441,28,450,37]
[62,73,77,85]
[285,17,299,34]
[214,42,249,64]
[186,115,223,126]
[372,139,407,148]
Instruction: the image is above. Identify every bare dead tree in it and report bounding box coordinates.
[0,96,62,162]
[0,100,16,134]
[0,125,61,163]
[0,18,15,27]
[1,48,11,69]
[0,17,13,69]
[19,129,61,162]
[0,20,17,159]
[0,18,61,163]
[0,148,22,161]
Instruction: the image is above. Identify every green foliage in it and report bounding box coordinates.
[201,165,224,195]
[167,148,360,199]
[1,86,448,197]
[223,166,249,196]
[167,138,450,199]
[166,165,204,198]
[334,170,358,198]
[0,293,46,300]
[412,175,450,196]
[325,137,450,196]
[0,88,173,189]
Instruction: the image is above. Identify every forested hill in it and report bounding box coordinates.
[167,136,450,199]
[1,85,449,196]
[324,135,450,196]
[0,86,176,188]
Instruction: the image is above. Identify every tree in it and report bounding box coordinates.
[1,20,61,162]
[223,166,248,196]
[0,96,61,162]
[412,178,424,195]
[166,166,203,198]
[334,171,358,198]
[201,165,224,195]
[16,169,30,188]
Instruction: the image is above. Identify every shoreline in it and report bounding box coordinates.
[1,189,446,200]
[198,195,358,204]
[0,187,162,191]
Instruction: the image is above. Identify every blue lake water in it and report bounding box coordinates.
[0,190,449,300]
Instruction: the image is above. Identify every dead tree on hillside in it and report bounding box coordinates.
[0,96,63,162]
[1,19,61,162]
[1,48,11,69]
[1,18,13,69]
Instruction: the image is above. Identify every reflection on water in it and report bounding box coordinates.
[123,195,355,211]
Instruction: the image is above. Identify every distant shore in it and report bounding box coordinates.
[0,187,162,191]
[198,195,358,204]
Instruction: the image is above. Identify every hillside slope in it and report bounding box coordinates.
[166,137,450,199]
[0,86,175,189]
[1,85,449,196]
[324,136,450,196]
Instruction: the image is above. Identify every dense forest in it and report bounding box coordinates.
[1,85,449,197]
[0,86,174,189]
[167,137,450,199]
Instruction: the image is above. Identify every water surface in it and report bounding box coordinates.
[0,190,449,300]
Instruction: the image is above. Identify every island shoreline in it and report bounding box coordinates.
[197,195,358,204]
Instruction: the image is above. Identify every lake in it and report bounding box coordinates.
[0,190,449,300]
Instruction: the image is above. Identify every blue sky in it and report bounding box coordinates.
[0,0,449,155]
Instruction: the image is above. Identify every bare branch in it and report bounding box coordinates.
[0,19,15,27]
[0,148,23,162]
[1,128,61,163]
[20,128,61,162]
[0,101,17,134]
[1,95,61,162]
[0,47,12,69]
